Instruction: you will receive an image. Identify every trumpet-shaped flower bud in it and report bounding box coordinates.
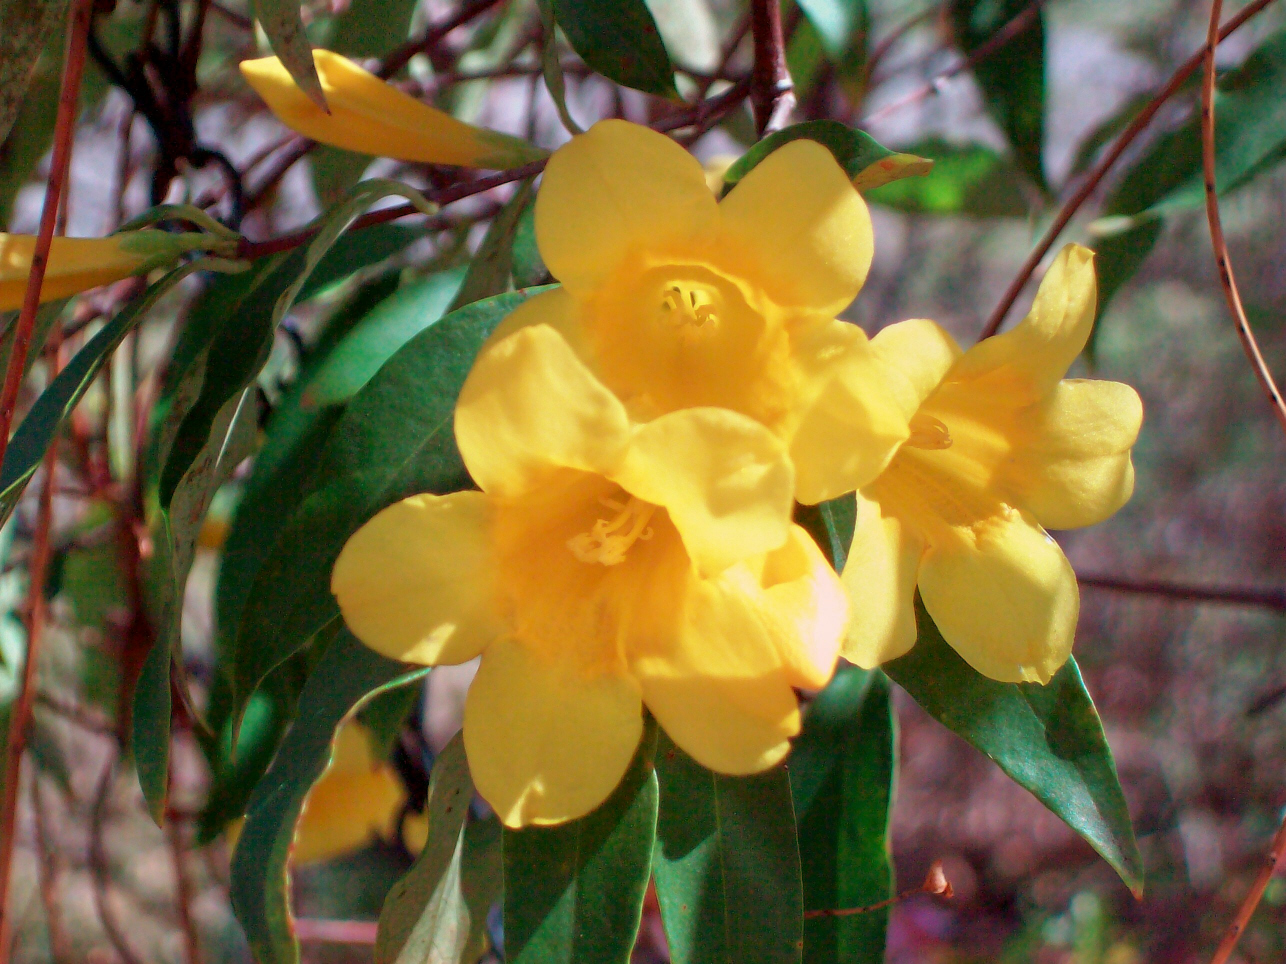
[842,245,1143,684]
[332,325,848,828]
[240,50,547,169]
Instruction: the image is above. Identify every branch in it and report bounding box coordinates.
[750,0,795,134]
[1208,810,1286,964]
[1077,574,1286,612]
[90,752,146,964]
[804,861,953,919]
[1199,0,1286,436]
[378,0,508,80]
[977,0,1281,340]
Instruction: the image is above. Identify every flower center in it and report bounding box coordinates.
[566,495,657,566]
[658,281,721,330]
[906,413,952,450]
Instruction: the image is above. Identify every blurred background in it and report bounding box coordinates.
[3,1,1286,962]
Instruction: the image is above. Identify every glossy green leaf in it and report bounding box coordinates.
[504,721,658,964]
[230,628,428,964]
[550,0,678,98]
[794,493,856,572]
[723,121,930,193]
[0,262,209,531]
[791,667,895,964]
[952,0,1047,192]
[230,288,549,718]
[253,0,327,109]
[447,179,535,312]
[0,0,65,145]
[866,138,1028,217]
[304,268,466,408]
[884,600,1143,895]
[653,732,803,964]
[375,733,473,964]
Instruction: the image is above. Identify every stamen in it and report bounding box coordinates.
[568,496,658,565]
[658,281,719,329]
[906,413,953,450]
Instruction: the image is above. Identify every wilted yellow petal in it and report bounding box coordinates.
[534,119,719,296]
[332,492,502,665]
[240,50,546,169]
[717,139,874,316]
[840,494,923,669]
[463,637,643,828]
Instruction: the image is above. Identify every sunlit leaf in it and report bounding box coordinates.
[865,138,1028,217]
[724,121,930,194]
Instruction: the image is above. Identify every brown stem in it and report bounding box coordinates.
[31,778,71,964]
[378,0,508,80]
[1199,0,1286,435]
[805,861,953,919]
[90,752,145,964]
[977,0,1281,340]
[1208,810,1286,964]
[1078,574,1286,612]
[166,776,203,964]
[863,4,941,88]
[750,0,795,134]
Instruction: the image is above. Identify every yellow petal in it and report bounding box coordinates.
[759,525,848,689]
[463,638,643,827]
[455,324,631,498]
[869,318,963,418]
[1003,379,1143,530]
[483,286,588,356]
[947,244,1097,403]
[613,408,794,576]
[917,508,1078,684]
[840,493,923,668]
[717,139,874,316]
[790,324,911,504]
[240,50,545,168]
[332,492,502,665]
[534,120,719,296]
[293,721,404,864]
[634,564,801,774]
[1,234,151,310]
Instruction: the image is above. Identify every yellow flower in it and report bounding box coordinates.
[0,232,182,310]
[842,245,1143,684]
[486,120,909,504]
[290,719,405,864]
[240,50,547,169]
[331,325,848,828]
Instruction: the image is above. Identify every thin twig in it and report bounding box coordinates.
[378,0,508,79]
[750,0,795,134]
[31,778,71,964]
[1199,0,1286,435]
[864,4,941,88]
[90,752,145,964]
[977,0,1281,340]
[1208,810,1286,964]
[208,1,251,31]
[36,692,116,736]
[861,1,1040,127]
[805,861,952,918]
[1077,574,1286,612]
[166,776,204,964]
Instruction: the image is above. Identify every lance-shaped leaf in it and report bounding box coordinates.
[794,492,856,572]
[229,629,428,964]
[503,721,658,964]
[652,732,803,964]
[723,121,931,194]
[0,0,66,146]
[865,138,1028,218]
[549,0,678,99]
[885,600,1143,896]
[791,666,896,964]
[253,0,327,110]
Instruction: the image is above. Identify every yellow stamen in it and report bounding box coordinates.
[659,282,719,329]
[567,496,657,566]
[906,413,952,450]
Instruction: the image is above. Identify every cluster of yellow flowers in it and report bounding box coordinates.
[265,55,1144,832]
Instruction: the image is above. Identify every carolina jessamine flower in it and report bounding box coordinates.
[240,50,547,169]
[290,719,405,864]
[842,245,1143,684]
[331,325,848,828]
[0,231,192,310]
[486,120,909,504]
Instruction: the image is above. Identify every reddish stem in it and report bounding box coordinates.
[1209,811,1286,964]
[750,0,795,134]
[1077,574,1286,612]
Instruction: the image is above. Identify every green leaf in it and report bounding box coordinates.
[866,138,1028,217]
[230,628,428,964]
[653,731,803,964]
[253,0,327,109]
[723,120,931,193]
[0,262,209,531]
[952,0,1047,192]
[512,202,548,289]
[0,0,66,146]
[327,0,419,59]
[794,493,856,572]
[230,287,549,718]
[791,667,896,964]
[550,0,678,99]
[884,600,1143,895]
[447,179,535,313]
[131,636,173,821]
[796,0,866,60]
[304,268,466,408]
[461,816,503,962]
[375,733,473,964]
[504,720,658,964]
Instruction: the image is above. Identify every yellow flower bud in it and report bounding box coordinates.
[1,232,154,310]
[240,49,548,170]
